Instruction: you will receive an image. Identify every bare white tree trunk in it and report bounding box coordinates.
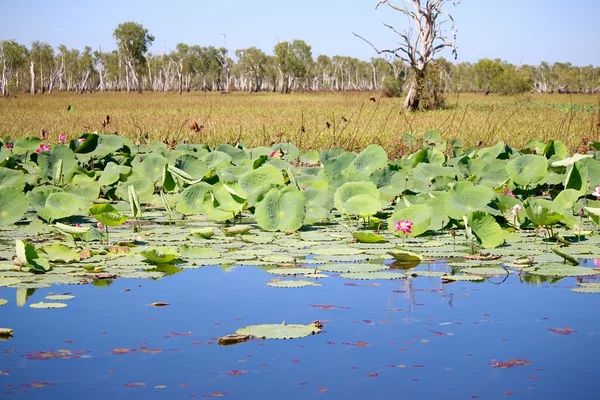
[29,61,35,94]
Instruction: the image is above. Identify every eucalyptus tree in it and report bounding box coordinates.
[113,22,154,93]
[356,0,459,110]
[235,47,268,92]
[0,40,28,96]
[273,40,313,93]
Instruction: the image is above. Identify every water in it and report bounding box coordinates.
[1,264,600,399]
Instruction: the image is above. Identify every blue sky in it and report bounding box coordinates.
[2,0,598,65]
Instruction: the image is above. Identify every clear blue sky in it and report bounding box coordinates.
[1,0,598,66]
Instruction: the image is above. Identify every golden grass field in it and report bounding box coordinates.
[1,91,598,156]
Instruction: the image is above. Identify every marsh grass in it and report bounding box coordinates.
[1,91,598,155]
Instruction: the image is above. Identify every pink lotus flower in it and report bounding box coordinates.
[502,189,515,198]
[36,144,51,153]
[3,142,12,150]
[269,151,277,157]
[394,219,413,235]
[511,204,522,216]
[78,138,86,143]
[58,133,67,144]
[592,186,600,199]
[97,222,105,230]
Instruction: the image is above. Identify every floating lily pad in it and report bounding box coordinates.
[340,271,405,280]
[139,248,180,264]
[408,271,446,277]
[267,268,321,276]
[266,280,319,288]
[236,321,321,339]
[189,228,215,240]
[0,277,20,287]
[44,295,75,301]
[441,274,485,282]
[352,231,385,243]
[40,244,81,263]
[319,263,388,273]
[386,250,423,262]
[571,283,600,294]
[0,298,7,306]
[29,302,68,309]
[523,264,599,277]
[460,267,509,276]
[223,225,253,236]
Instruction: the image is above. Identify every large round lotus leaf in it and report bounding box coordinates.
[89,204,128,226]
[38,145,76,182]
[176,183,212,215]
[255,187,305,232]
[202,151,232,170]
[0,167,26,191]
[506,154,548,186]
[551,153,592,167]
[209,182,244,213]
[272,142,301,159]
[30,302,68,309]
[386,250,423,262]
[175,154,209,180]
[524,198,564,227]
[340,271,405,280]
[478,160,509,188]
[236,321,320,339]
[42,192,91,221]
[40,244,80,263]
[334,181,379,215]
[0,187,29,226]
[266,280,319,288]
[441,274,485,281]
[64,175,101,201]
[12,137,41,155]
[267,268,321,276]
[239,164,284,197]
[388,204,432,237]
[343,194,382,217]
[523,264,599,277]
[139,247,180,264]
[215,143,248,165]
[468,211,504,249]
[319,263,388,273]
[98,162,131,186]
[352,231,385,243]
[134,154,168,183]
[447,182,494,220]
[115,177,154,202]
[347,144,388,177]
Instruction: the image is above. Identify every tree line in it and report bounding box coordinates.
[1,22,599,98]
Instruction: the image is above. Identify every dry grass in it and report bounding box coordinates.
[1,91,598,155]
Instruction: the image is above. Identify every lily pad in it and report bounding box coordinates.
[40,244,81,263]
[139,248,180,264]
[29,302,68,309]
[189,228,215,240]
[319,263,388,273]
[441,274,485,282]
[386,250,423,262]
[571,283,600,294]
[266,280,320,288]
[44,294,75,301]
[0,298,7,306]
[223,225,253,236]
[523,264,600,277]
[236,321,321,339]
[0,186,29,226]
[267,268,321,276]
[340,271,405,280]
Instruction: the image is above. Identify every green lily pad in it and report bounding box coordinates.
[29,302,68,309]
[89,204,128,227]
[571,283,600,294]
[266,280,320,288]
[40,244,80,263]
[54,222,91,235]
[408,271,446,277]
[267,268,321,276]
[319,263,388,273]
[254,187,305,232]
[236,321,321,339]
[441,274,485,282]
[139,247,180,264]
[340,271,405,280]
[189,228,215,240]
[523,264,599,277]
[460,267,509,276]
[506,154,548,186]
[0,298,7,306]
[386,250,423,262]
[223,225,253,236]
[44,294,75,301]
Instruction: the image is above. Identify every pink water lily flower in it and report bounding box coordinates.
[36,144,51,153]
[592,185,600,199]
[511,204,522,216]
[59,133,67,144]
[394,219,413,235]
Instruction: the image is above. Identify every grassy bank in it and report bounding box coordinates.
[1,91,598,155]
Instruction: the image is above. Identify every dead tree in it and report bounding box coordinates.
[355,0,459,110]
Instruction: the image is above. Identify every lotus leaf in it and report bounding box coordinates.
[506,154,548,186]
[236,321,320,339]
[134,154,168,184]
[468,211,504,249]
[388,204,432,237]
[319,263,388,273]
[352,231,385,243]
[223,225,253,236]
[189,228,215,239]
[202,151,232,170]
[551,153,592,167]
[29,302,68,309]
[524,198,565,227]
[460,267,508,276]
[45,295,75,300]
[0,277,20,287]
[40,244,80,263]
[16,240,50,273]
[98,162,131,186]
[0,186,29,226]
[340,271,405,280]
[175,154,209,180]
[42,192,91,221]
[346,144,388,177]
[266,280,319,288]
[523,264,599,277]
[267,268,321,276]
[239,164,284,200]
[441,274,485,281]
[89,204,128,226]
[386,250,423,262]
[38,145,76,183]
[176,183,212,215]
[571,283,600,294]
[0,167,26,191]
[139,247,180,264]
[255,187,305,232]
[334,181,380,215]
[0,298,7,306]
[447,182,494,220]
